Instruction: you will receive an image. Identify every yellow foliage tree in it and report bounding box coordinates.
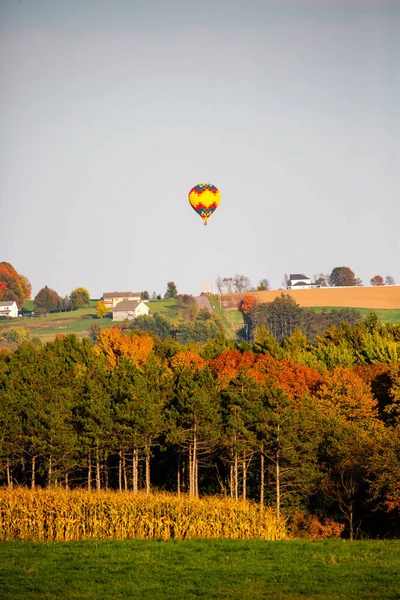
[95,329,154,368]
[96,300,107,319]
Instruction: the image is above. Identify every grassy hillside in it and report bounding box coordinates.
[0,299,181,344]
[311,307,400,324]
[1,292,400,346]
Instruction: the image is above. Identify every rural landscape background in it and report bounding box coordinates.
[1,0,399,597]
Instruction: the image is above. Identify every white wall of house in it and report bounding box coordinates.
[113,301,150,321]
[290,278,311,286]
[0,301,18,318]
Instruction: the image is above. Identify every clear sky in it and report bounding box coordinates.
[0,0,399,299]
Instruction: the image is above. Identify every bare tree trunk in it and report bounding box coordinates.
[188,444,193,497]
[65,473,69,491]
[88,451,92,492]
[349,505,354,541]
[276,423,281,520]
[6,458,12,489]
[230,462,234,498]
[193,429,198,498]
[118,450,122,492]
[177,454,181,497]
[276,450,280,520]
[260,449,265,506]
[96,446,101,491]
[234,451,238,501]
[182,458,186,493]
[242,453,247,501]
[48,455,52,488]
[31,456,36,489]
[133,448,138,493]
[145,440,151,495]
[122,454,127,490]
[195,452,199,498]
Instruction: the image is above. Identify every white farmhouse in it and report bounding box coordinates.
[287,274,320,290]
[113,300,150,322]
[0,301,18,318]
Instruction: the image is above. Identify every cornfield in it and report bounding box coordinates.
[0,488,286,542]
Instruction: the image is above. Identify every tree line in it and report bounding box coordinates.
[1,316,400,539]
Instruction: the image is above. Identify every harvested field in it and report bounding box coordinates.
[220,285,400,310]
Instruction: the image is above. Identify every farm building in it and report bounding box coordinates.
[0,301,18,318]
[103,291,141,310]
[287,274,320,290]
[113,300,150,321]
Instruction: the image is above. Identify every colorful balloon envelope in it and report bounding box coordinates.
[188,183,220,226]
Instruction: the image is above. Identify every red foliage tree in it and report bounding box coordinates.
[239,295,259,314]
[0,262,31,308]
[370,275,384,286]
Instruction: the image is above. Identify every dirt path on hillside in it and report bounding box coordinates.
[194,296,212,312]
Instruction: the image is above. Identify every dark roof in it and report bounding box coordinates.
[289,274,309,280]
[113,300,142,311]
[291,281,313,287]
[103,291,141,299]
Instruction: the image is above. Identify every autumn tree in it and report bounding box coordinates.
[223,277,233,293]
[329,266,359,287]
[0,282,7,301]
[34,286,61,315]
[281,273,290,289]
[164,281,178,298]
[314,273,330,287]
[233,274,251,293]
[96,300,107,319]
[370,275,384,286]
[0,262,31,309]
[95,329,155,369]
[257,279,270,291]
[215,275,225,294]
[70,287,90,309]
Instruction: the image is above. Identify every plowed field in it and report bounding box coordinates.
[220,286,400,310]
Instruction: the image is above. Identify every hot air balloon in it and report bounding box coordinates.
[188,183,220,226]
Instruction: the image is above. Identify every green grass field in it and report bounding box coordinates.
[147,299,179,321]
[209,296,243,338]
[0,539,398,600]
[310,307,400,324]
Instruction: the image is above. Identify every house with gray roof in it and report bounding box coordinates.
[287,274,320,290]
[113,300,150,322]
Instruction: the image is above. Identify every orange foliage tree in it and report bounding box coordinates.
[239,295,259,314]
[209,350,257,387]
[95,329,154,369]
[251,354,324,402]
[169,351,206,372]
[316,366,378,423]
